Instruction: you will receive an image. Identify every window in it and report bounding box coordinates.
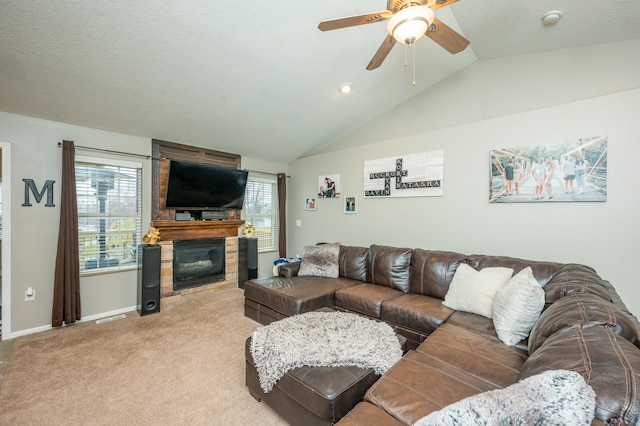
[244,177,277,252]
[76,156,142,273]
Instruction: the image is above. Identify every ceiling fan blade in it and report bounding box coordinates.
[366,35,397,70]
[318,11,392,31]
[425,17,470,54]
[427,0,460,9]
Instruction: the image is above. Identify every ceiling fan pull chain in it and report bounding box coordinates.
[412,44,417,86]
[404,44,409,67]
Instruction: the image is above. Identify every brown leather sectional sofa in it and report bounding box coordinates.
[244,244,640,425]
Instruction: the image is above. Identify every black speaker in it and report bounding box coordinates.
[238,237,258,289]
[137,244,161,316]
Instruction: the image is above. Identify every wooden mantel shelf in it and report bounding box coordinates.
[152,219,245,241]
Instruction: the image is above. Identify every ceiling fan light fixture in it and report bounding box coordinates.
[386,5,435,45]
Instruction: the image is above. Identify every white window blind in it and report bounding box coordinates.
[244,178,277,252]
[76,157,142,273]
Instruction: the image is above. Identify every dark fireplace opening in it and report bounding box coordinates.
[173,238,225,291]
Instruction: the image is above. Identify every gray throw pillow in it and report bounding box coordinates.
[298,243,340,278]
[493,266,545,346]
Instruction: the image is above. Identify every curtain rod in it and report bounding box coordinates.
[57,141,160,160]
[58,142,290,177]
[245,169,290,178]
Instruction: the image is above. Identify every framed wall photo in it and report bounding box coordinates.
[489,136,607,203]
[318,174,341,198]
[344,196,357,214]
[304,197,316,211]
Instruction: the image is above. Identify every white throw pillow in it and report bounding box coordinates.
[297,243,340,278]
[493,266,545,346]
[442,264,513,318]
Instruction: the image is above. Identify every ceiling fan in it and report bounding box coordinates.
[318,0,470,71]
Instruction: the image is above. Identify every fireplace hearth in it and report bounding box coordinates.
[173,238,225,291]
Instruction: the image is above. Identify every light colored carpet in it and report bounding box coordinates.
[0,288,288,426]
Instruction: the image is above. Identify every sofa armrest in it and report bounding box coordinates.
[278,261,301,277]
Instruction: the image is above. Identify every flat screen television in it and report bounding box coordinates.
[164,160,248,209]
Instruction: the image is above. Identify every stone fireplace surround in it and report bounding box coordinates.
[151,140,246,306]
[153,220,243,306]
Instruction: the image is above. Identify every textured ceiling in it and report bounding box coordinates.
[1,0,639,163]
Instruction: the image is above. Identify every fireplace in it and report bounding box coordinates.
[154,221,242,302]
[173,238,225,291]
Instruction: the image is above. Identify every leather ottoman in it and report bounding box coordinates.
[244,276,359,325]
[246,337,379,425]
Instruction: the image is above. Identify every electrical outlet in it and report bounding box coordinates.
[25,287,36,301]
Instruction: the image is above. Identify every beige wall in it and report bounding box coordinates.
[287,39,640,318]
[0,112,152,334]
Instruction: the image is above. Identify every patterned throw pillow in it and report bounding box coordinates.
[297,243,340,278]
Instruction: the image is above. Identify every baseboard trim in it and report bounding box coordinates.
[9,306,137,339]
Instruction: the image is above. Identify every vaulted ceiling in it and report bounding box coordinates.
[1,1,639,162]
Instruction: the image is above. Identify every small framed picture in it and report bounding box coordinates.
[344,195,357,214]
[304,197,317,211]
[318,174,341,198]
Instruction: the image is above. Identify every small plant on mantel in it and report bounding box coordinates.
[143,226,161,245]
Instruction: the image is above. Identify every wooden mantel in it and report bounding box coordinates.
[152,219,244,241]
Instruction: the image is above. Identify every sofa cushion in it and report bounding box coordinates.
[363,349,501,425]
[416,323,527,388]
[415,370,596,426]
[336,401,405,426]
[520,326,640,425]
[366,245,412,293]
[542,263,611,306]
[442,264,513,319]
[528,293,640,354]
[493,266,545,346]
[380,293,455,337]
[409,249,467,298]
[465,254,562,287]
[339,245,368,281]
[335,284,403,318]
[298,242,340,278]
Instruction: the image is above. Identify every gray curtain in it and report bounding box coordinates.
[52,140,81,327]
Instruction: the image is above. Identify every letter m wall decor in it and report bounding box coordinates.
[22,178,56,207]
[364,150,444,198]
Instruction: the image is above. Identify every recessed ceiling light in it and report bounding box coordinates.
[542,10,562,26]
[338,83,353,94]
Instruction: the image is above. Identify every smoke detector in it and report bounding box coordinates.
[542,10,562,26]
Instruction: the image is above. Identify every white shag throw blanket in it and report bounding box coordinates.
[415,370,596,426]
[250,311,403,393]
